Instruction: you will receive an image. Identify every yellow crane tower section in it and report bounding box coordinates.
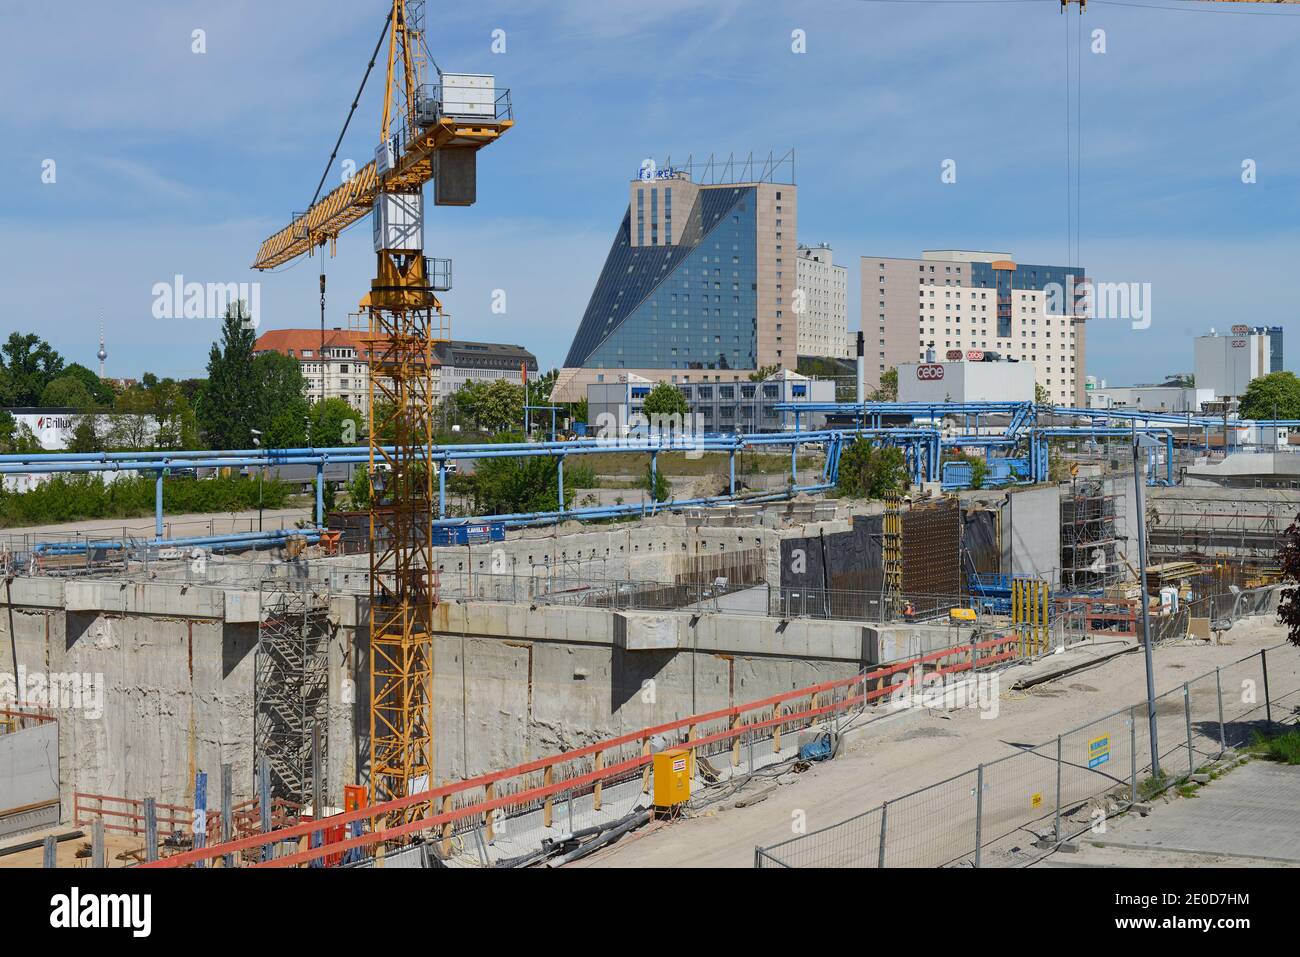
[251,0,512,824]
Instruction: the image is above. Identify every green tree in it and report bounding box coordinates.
[836,439,907,499]
[748,364,781,382]
[1034,382,1050,405]
[61,363,115,406]
[470,450,573,514]
[869,367,898,402]
[1239,371,1300,421]
[0,411,40,453]
[943,451,988,489]
[466,379,525,434]
[66,415,104,453]
[197,302,258,449]
[347,467,371,509]
[253,351,309,447]
[309,397,364,446]
[108,378,200,450]
[642,381,689,417]
[571,398,589,425]
[39,376,95,410]
[642,461,670,502]
[1276,516,1300,650]
[1,333,66,406]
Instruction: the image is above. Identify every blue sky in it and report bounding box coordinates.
[3,0,1298,386]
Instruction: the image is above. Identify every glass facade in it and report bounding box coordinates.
[563,186,759,370]
[967,261,1085,338]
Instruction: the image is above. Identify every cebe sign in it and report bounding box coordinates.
[966,350,985,362]
[945,350,962,361]
[1231,324,1249,334]
[1231,339,1246,349]
[917,364,945,381]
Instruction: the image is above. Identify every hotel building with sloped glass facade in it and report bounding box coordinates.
[551,165,795,403]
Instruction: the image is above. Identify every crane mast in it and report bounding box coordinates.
[252,0,512,825]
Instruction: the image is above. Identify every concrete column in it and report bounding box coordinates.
[315,463,325,525]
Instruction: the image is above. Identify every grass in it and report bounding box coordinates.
[1244,727,1300,765]
[573,450,821,478]
[1137,771,1169,801]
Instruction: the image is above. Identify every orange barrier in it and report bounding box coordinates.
[145,633,1024,869]
[73,792,303,848]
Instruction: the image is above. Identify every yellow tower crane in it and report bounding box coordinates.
[252,0,512,824]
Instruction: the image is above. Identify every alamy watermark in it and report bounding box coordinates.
[1,667,105,719]
[884,667,1000,720]
[151,275,261,328]
[592,409,707,459]
[1046,276,1151,331]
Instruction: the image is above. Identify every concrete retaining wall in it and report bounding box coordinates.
[0,721,59,837]
[0,573,956,814]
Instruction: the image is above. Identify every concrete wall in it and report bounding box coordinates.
[0,721,59,837]
[1001,485,1061,586]
[0,569,944,815]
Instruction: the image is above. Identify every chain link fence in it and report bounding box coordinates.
[756,639,1300,868]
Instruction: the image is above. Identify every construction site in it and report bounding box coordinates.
[3,1,1300,880]
[2,438,1298,868]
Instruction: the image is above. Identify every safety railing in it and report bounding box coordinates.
[0,708,56,736]
[141,633,1027,868]
[756,642,1300,868]
[73,792,303,847]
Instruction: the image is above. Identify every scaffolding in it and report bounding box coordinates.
[1060,479,1125,592]
[882,492,903,618]
[1146,494,1298,572]
[255,580,331,805]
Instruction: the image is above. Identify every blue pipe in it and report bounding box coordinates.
[34,529,321,557]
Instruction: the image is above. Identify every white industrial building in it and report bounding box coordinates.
[1194,329,1270,400]
[1087,385,1214,414]
[898,358,1037,404]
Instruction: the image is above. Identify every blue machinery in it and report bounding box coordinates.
[6,399,1276,555]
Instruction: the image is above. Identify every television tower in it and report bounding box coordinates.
[97,320,107,378]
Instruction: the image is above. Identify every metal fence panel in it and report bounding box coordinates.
[757,634,1298,868]
[881,770,979,868]
[759,805,884,868]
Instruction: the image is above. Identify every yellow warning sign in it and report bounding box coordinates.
[1031,792,1043,809]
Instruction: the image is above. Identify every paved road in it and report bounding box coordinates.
[1059,759,1300,866]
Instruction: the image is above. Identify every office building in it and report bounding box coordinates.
[861,249,1088,405]
[794,243,848,358]
[552,154,796,403]
[587,369,833,436]
[1251,325,1284,373]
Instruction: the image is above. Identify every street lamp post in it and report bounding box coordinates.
[251,429,264,533]
[1132,425,1160,777]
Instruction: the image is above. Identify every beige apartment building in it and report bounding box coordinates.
[861,249,1089,405]
[795,243,849,358]
[254,329,538,415]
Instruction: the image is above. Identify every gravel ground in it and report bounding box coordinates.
[575,620,1298,868]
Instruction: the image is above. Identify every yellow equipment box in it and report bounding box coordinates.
[949,607,977,622]
[653,748,692,809]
